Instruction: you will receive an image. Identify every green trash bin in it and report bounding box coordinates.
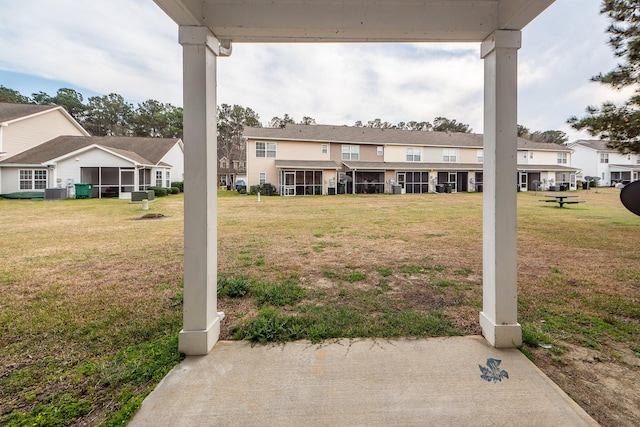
[75,183,93,199]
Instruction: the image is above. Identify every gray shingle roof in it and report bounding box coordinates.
[0,102,59,123]
[244,124,572,151]
[572,139,613,151]
[0,136,181,166]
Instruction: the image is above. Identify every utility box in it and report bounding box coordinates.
[45,188,68,200]
[131,190,155,202]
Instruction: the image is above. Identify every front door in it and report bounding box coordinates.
[284,172,296,196]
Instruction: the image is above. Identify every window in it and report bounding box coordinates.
[166,171,171,188]
[377,146,383,156]
[19,170,32,189]
[530,151,533,159]
[406,148,421,162]
[221,159,228,168]
[557,152,567,164]
[341,145,360,160]
[321,144,328,154]
[443,148,457,162]
[19,169,47,190]
[600,153,609,163]
[256,142,276,158]
[259,172,266,185]
[523,151,528,159]
[637,155,640,165]
[477,150,484,163]
[156,170,163,187]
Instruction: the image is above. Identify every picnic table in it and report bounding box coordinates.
[539,194,585,208]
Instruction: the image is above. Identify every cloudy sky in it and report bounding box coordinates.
[0,0,630,141]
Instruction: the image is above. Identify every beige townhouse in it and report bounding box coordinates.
[244,124,577,195]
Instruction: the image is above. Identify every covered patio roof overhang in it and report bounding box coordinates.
[153,0,556,355]
[344,161,485,172]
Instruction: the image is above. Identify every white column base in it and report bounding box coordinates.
[480,311,522,348]
[179,313,223,355]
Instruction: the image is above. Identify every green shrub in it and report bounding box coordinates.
[249,184,277,196]
[169,187,180,194]
[237,185,247,194]
[149,187,168,197]
[171,181,184,192]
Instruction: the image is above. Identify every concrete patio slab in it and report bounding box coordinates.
[130,336,598,426]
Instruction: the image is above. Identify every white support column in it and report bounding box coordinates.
[480,30,522,348]
[178,26,223,355]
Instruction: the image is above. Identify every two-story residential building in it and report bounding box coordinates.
[0,102,89,193]
[568,139,640,186]
[244,124,577,195]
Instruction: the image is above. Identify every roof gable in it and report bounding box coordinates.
[0,136,181,166]
[0,102,60,123]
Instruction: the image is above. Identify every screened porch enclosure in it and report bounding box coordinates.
[80,167,141,198]
[280,170,323,196]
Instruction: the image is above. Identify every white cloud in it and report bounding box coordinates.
[0,0,633,142]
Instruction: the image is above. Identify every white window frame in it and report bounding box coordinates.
[477,150,484,163]
[19,169,47,190]
[406,147,421,162]
[377,146,383,156]
[259,172,266,185]
[557,152,567,164]
[637,155,640,165]
[321,144,328,154]
[166,171,171,188]
[156,170,163,187]
[443,148,458,162]
[341,145,360,161]
[256,141,276,158]
[600,153,609,164]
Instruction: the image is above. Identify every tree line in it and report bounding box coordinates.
[0,86,183,138]
[1,85,570,160]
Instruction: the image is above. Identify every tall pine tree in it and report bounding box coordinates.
[569,0,640,153]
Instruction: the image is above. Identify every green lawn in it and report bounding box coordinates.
[1,188,638,425]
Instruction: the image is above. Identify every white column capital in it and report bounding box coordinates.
[480,30,521,59]
[179,26,232,56]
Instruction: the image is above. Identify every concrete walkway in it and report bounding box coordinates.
[130,336,598,426]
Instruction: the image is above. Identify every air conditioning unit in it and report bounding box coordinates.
[44,188,68,201]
